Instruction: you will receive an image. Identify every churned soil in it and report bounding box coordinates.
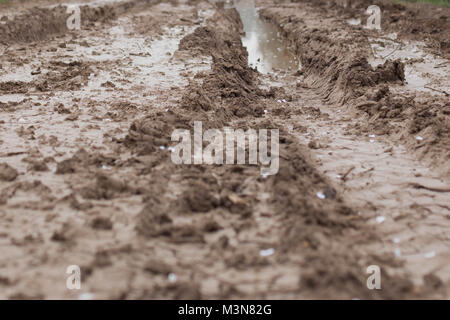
[0,0,448,299]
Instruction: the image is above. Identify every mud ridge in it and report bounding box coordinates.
[259,5,405,104]
[0,0,159,44]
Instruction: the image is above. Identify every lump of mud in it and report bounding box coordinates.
[201,219,222,233]
[35,61,92,92]
[0,163,19,181]
[337,58,405,102]
[0,81,29,94]
[180,83,216,112]
[91,250,113,268]
[225,249,269,270]
[89,216,113,231]
[27,160,49,172]
[144,260,172,275]
[183,181,219,213]
[220,192,252,217]
[136,200,205,243]
[125,111,225,156]
[56,158,77,174]
[56,149,116,174]
[51,220,83,243]
[54,103,72,114]
[79,173,129,200]
[409,100,448,135]
[126,112,186,151]
[178,26,219,55]
[373,59,405,84]
[136,202,173,237]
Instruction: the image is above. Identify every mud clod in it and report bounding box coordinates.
[0,163,19,181]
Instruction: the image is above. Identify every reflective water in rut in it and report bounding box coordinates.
[232,0,299,74]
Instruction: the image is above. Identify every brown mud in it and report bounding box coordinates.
[0,0,449,299]
[259,0,449,176]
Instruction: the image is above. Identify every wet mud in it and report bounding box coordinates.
[0,0,449,299]
[259,0,449,176]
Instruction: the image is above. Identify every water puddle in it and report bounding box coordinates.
[232,0,299,74]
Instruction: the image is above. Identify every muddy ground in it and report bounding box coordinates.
[0,0,448,299]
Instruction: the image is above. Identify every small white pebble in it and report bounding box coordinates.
[394,248,402,257]
[277,99,281,103]
[159,146,165,150]
[416,136,423,141]
[104,118,112,122]
[259,248,275,257]
[375,216,385,224]
[369,139,375,143]
[369,134,376,138]
[335,174,342,179]
[168,273,177,283]
[316,192,326,199]
[168,146,175,152]
[165,108,169,112]
[264,109,268,114]
[102,164,111,170]
[18,117,26,123]
[282,99,286,103]
[424,251,435,258]
[393,237,400,244]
